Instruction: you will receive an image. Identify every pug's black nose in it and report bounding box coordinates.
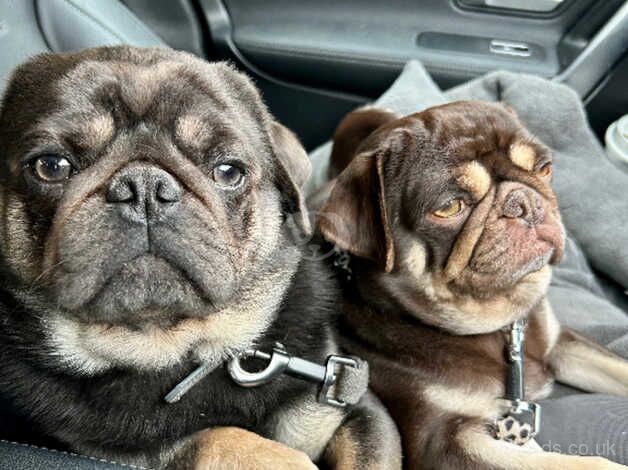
[107,164,182,223]
[502,187,544,226]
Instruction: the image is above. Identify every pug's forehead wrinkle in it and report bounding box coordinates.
[60,60,187,119]
[78,113,115,151]
[175,114,211,149]
[443,186,496,281]
[54,60,118,101]
[57,58,257,135]
[14,53,271,170]
[111,61,185,116]
[455,161,491,200]
[509,143,537,171]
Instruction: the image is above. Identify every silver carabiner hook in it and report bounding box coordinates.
[227,346,290,387]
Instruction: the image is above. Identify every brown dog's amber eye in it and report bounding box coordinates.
[31,155,73,182]
[538,163,552,178]
[212,164,244,187]
[432,199,465,218]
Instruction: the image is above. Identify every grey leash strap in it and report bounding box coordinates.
[227,343,369,408]
[164,362,216,404]
[164,356,225,403]
[495,318,542,445]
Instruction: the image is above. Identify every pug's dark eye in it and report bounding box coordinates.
[30,155,73,182]
[212,164,244,187]
[432,198,465,218]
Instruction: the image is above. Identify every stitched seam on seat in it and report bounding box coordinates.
[235,40,512,75]
[0,439,152,469]
[241,43,491,76]
[59,0,128,43]
[235,39,405,68]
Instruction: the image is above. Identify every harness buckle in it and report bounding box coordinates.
[319,355,359,408]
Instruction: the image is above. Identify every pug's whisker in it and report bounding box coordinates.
[29,259,68,287]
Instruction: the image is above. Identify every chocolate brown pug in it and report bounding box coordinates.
[0,46,401,470]
[319,101,628,470]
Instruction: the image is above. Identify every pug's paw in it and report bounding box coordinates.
[194,426,317,470]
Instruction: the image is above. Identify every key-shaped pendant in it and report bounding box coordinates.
[495,399,542,445]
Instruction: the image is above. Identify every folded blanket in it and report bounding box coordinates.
[307,62,628,463]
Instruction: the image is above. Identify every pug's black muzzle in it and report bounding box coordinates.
[48,161,238,324]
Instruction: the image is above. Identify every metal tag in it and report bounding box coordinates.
[495,399,542,445]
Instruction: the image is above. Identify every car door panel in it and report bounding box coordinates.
[127,0,626,148]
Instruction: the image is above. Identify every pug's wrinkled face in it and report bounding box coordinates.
[0,46,309,334]
[321,101,564,334]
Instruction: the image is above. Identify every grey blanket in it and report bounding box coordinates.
[308,62,628,463]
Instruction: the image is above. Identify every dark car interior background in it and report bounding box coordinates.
[125,0,627,147]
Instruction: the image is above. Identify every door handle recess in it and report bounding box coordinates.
[460,0,564,12]
[489,40,531,57]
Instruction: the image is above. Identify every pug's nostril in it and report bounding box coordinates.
[503,189,527,218]
[502,188,544,226]
[107,177,137,203]
[156,179,181,203]
[503,198,524,219]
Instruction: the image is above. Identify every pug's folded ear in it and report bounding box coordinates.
[319,149,395,273]
[329,106,400,179]
[270,121,312,235]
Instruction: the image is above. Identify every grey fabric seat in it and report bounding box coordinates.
[0,0,164,95]
[0,1,163,467]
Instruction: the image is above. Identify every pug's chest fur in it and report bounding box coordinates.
[340,298,557,427]
[366,332,554,404]
[0,257,342,461]
[0,322,328,450]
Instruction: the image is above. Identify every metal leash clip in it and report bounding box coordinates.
[495,319,541,445]
[227,343,359,408]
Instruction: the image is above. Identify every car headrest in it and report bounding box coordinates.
[0,0,165,95]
